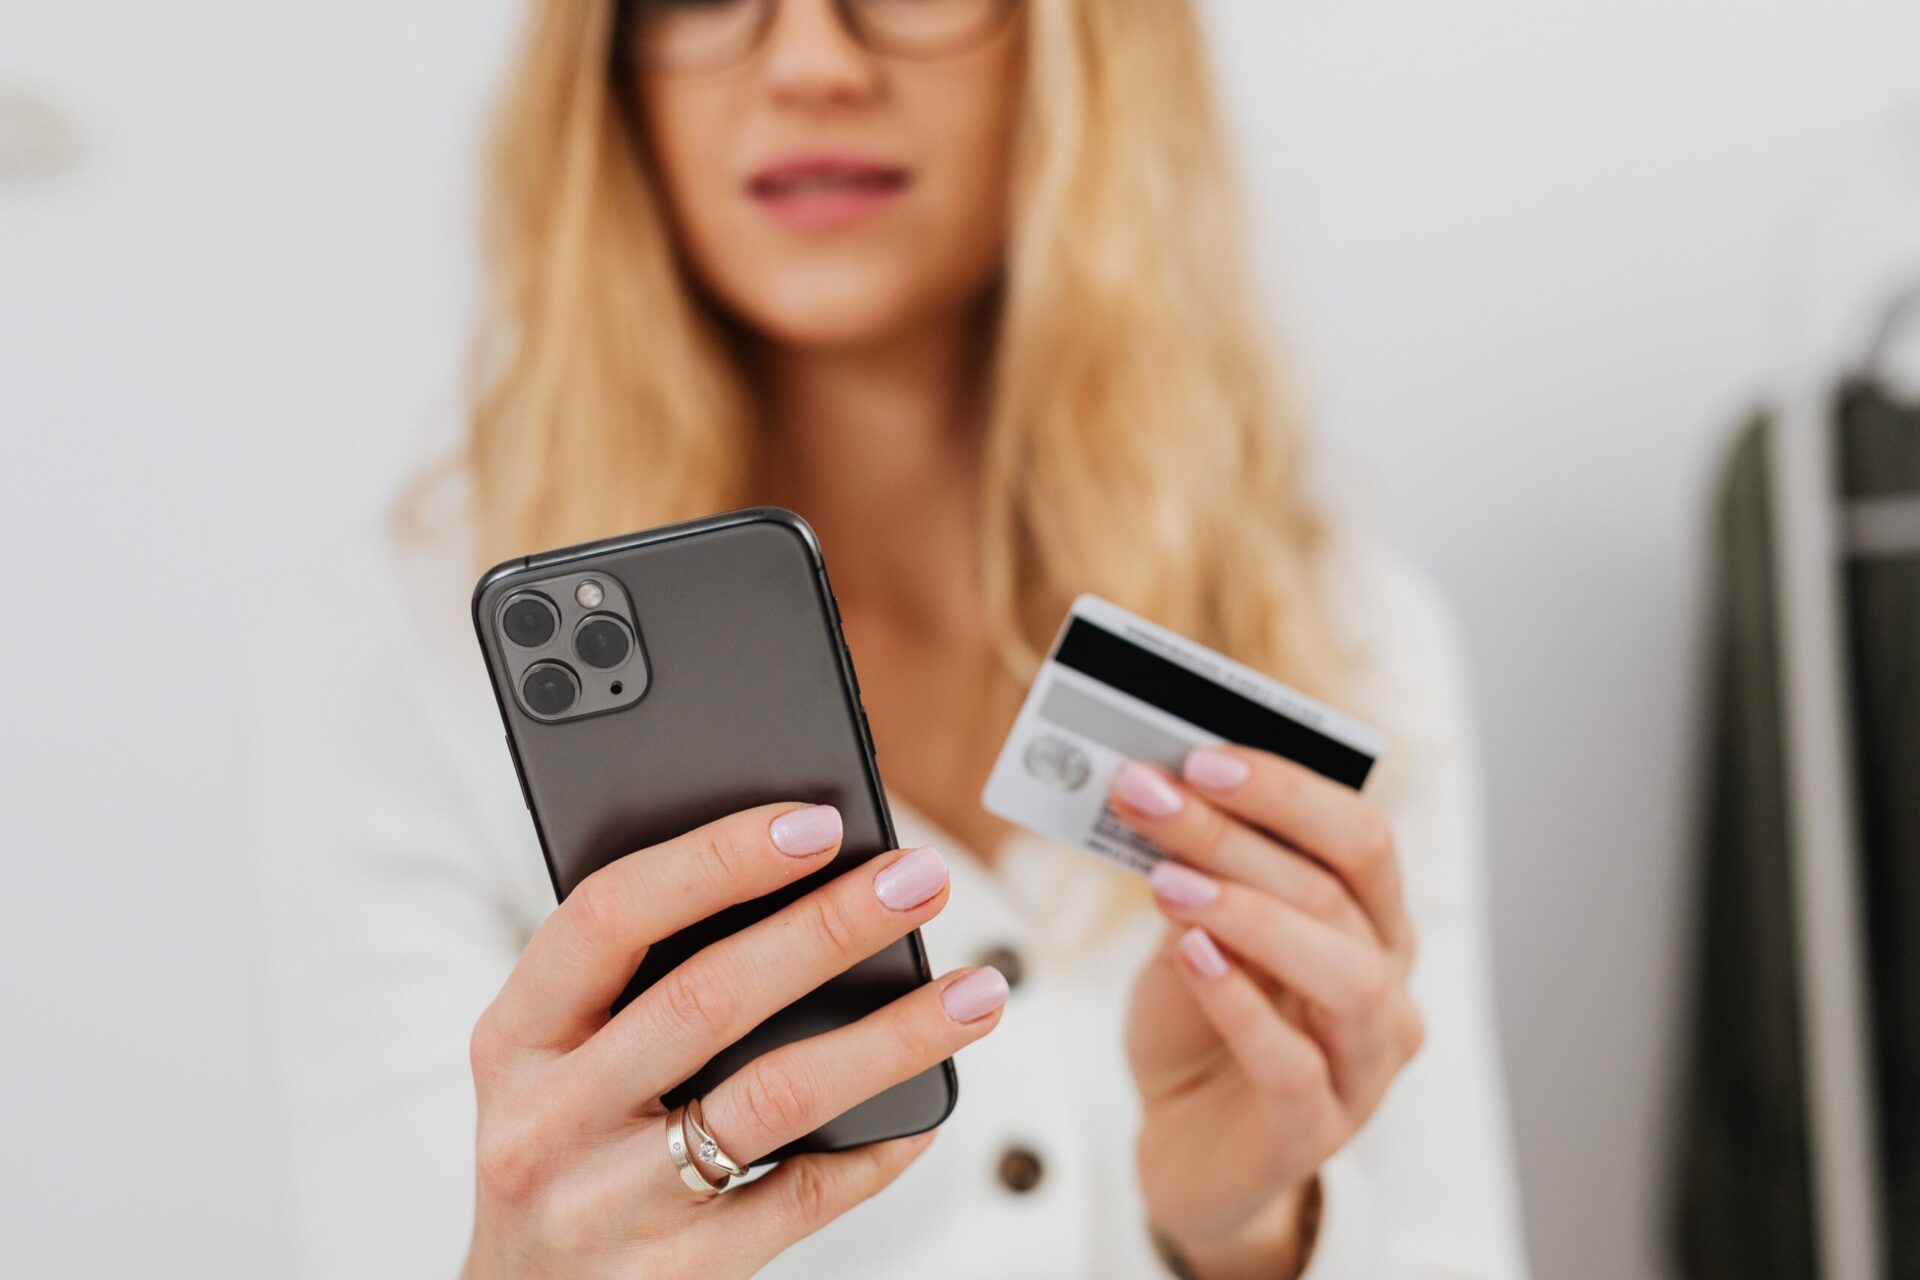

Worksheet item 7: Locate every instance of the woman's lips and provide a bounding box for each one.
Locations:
[746,153,911,231]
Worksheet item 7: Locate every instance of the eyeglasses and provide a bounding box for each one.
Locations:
[619,0,1019,74]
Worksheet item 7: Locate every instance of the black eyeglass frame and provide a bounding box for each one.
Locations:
[613,0,1020,75]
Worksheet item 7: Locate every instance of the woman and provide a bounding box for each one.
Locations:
[253,1,1528,1276]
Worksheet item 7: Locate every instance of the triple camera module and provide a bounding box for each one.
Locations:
[495,572,649,722]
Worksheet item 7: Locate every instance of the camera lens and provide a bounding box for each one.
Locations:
[502,594,558,648]
[521,662,579,717]
[574,615,633,670]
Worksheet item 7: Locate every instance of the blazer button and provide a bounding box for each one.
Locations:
[974,943,1025,990]
[996,1144,1044,1194]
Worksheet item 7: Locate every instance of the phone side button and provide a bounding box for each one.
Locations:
[860,707,878,757]
[504,734,534,811]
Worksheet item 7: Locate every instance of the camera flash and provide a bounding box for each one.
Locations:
[575,580,605,609]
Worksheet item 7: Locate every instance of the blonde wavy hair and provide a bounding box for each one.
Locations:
[460,0,1344,704]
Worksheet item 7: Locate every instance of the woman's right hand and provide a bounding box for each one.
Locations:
[461,802,1006,1279]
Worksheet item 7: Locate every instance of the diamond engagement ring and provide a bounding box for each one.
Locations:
[685,1094,750,1180]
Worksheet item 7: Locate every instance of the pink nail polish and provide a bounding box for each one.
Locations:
[873,846,948,911]
[1112,762,1184,818]
[1178,927,1230,980]
[940,966,1010,1022]
[1150,859,1221,909]
[769,805,842,857]
[1184,748,1251,792]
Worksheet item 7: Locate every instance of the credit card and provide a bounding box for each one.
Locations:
[981,595,1384,873]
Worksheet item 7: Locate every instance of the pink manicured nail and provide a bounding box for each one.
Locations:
[1178,927,1230,980]
[1184,748,1251,792]
[1150,859,1221,909]
[769,805,843,857]
[873,846,948,910]
[940,966,1010,1022]
[1112,761,1184,817]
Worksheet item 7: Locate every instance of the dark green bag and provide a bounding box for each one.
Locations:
[1675,382,1920,1279]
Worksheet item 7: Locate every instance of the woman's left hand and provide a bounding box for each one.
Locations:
[1115,746,1424,1280]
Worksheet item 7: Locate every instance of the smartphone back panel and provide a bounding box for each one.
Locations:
[472,508,956,1158]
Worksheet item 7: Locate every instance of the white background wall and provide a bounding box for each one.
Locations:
[4,3,1919,1277]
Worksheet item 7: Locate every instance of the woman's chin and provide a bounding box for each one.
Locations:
[716,280,961,356]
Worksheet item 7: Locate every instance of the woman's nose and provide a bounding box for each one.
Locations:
[761,0,884,110]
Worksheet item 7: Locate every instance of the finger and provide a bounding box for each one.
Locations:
[576,845,954,1107]
[1180,746,1410,952]
[1109,762,1373,941]
[1154,870,1424,1099]
[696,966,1008,1167]
[1169,926,1340,1131]
[487,802,847,1051]
[706,1131,937,1272]
[1147,865,1405,1047]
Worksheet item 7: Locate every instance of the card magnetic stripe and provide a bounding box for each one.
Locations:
[1050,619,1375,788]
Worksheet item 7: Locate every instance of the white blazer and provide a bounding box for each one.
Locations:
[249,513,1530,1279]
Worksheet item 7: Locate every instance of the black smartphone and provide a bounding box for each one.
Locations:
[471,507,957,1160]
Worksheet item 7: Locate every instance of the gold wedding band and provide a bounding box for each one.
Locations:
[666,1101,727,1197]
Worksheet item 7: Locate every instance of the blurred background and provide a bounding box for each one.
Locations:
[5,2,1920,1276]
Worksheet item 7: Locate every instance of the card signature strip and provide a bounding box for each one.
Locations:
[1037,680,1196,771]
